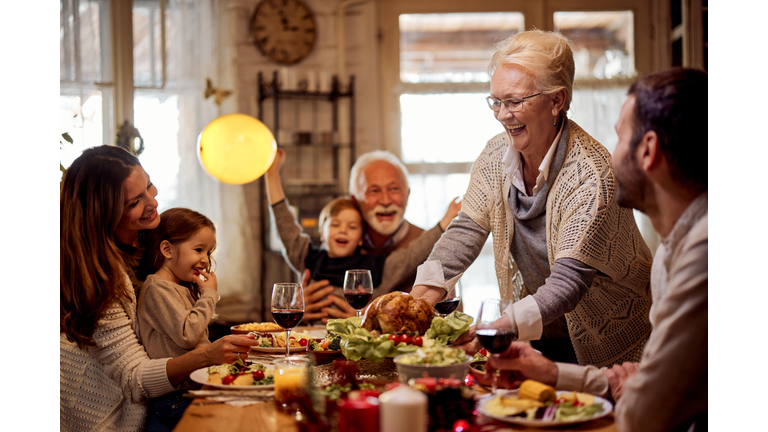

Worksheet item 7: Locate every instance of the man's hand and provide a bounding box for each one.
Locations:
[301,269,334,321]
[604,362,639,402]
[321,296,358,323]
[485,342,559,387]
[439,197,462,231]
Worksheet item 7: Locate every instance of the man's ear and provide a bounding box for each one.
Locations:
[160,240,173,260]
[636,130,663,173]
[350,195,359,207]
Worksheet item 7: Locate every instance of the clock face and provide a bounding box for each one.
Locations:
[251,0,317,65]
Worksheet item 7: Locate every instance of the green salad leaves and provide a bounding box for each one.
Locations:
[424,311,474,345]
[326,311,474,362]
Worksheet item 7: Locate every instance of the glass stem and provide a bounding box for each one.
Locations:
[492,356,500,394]
[356,310,362,318]
[285,329,291,357]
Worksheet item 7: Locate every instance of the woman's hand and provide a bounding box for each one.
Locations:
[439,197,461,231]
[204,335,259,365]
[196,269,218,292]
[166,334,259,386]
[321,296,357,323]
[485,342,559,388]
[301,269,334,322]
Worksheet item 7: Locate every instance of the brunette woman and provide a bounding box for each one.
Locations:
[60,145,257,431]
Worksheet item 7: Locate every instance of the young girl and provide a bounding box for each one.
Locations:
[265,149,459,322]
[137,207,220,431]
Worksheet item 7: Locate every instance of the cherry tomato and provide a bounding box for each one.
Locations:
[464,374,474,386]
[412,336,423,347]
[299,338,308,347]
[399,334,413,345]
[479,348,488,357]
[388,334,399,343]
[252,370,265,381]
[222,375,236,385]
[453,419,471,432]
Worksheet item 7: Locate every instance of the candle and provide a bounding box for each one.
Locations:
[379,386,427,432]
[338,396,379,432]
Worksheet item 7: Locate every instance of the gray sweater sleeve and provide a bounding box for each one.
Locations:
[430,212,595,326]
[427,211,489,281]
[534,258,597,325]
[271,199,311,274]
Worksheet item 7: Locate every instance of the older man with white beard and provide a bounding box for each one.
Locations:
[300,151,460,322]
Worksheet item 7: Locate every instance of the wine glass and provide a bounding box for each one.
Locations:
[343,269,373,318]
[435,291,462,318]
[476,298,518,394]
[271,283,305,357]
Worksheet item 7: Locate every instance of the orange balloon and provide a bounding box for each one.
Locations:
[198,114,277,184]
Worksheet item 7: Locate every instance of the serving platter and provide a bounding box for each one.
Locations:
[250,346,307,354]
[476,390,613,427]
[190,367,275,390]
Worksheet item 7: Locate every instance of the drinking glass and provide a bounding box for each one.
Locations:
[434,292,462,318]
[274,356,310,409]
[343,269,373,318]
[476,298,518,394]
[271,283,305,357]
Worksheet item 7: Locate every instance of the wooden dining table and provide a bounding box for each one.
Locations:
[174,388,617,432]
[175,326,618,432]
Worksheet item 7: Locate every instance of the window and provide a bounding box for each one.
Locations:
[397,12,526,318]
[60,0,114,169]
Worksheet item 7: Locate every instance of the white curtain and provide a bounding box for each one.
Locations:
[164,0,258,305]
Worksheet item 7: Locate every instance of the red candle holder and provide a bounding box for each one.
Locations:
[337,396,379,432]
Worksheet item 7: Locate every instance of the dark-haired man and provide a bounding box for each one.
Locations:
[486,67,708,432]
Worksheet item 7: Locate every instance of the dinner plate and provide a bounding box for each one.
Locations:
[250,345,307,354]
[476,390,613,427]
[189,367,275,390]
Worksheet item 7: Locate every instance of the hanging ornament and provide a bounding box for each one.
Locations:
[198,114,277,185]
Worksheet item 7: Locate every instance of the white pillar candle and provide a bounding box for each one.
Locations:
[379,386,428,432]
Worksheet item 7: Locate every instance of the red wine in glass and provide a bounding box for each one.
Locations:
[272,309,305,329]
[343,270,373,317]
[271,283,305,357]
[476,298,517,394]
[435,297,461,316]
[344,292,373,310]
[476,329,518,353]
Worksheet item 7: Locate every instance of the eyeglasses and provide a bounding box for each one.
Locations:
[486,93,543,112]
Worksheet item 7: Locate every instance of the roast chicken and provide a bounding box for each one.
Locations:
[360,291,436,335]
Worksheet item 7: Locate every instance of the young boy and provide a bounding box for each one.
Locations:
[265,149,459,321]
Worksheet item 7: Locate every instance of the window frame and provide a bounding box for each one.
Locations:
[379,0,651,161]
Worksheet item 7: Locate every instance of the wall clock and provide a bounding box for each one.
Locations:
[251,0,317,65]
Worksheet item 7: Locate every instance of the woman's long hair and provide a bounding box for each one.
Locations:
[60,145,141,348]
[138,208,217,289]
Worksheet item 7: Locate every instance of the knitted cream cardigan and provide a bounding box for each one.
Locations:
[462,120,653,366]
[60,272,174,432]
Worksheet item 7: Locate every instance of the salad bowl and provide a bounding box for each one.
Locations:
[393,348,472,383]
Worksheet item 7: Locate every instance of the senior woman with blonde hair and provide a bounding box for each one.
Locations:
[411,30,653,367]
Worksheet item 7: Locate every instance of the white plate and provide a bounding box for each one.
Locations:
[250,345,307,354]
[477,390,613,427]
[190,366,275,390]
